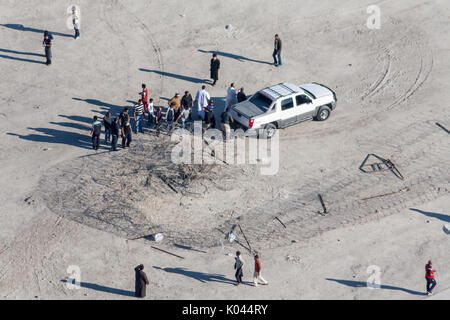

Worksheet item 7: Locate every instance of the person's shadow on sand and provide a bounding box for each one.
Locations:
[0,24,73,38]
[7,128,94,150]
[153,266,252,286]
[60,280,135,297]
[410,208,450,223]
[198,49,272,65]
[326,278,426,296]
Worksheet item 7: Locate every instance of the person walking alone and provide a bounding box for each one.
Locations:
[43,32,52,65]
[134,264,149,298]
[210,53,220,86]
[272,34,282,67]
[253,255,268,287]
[234,251,244,286]
[90,116,102,150]
[72,6,80,39]
[425,260,437,295]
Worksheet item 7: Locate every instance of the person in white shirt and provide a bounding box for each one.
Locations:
[225,83,239,111]
[72,7,80,39]
[195,85,210,121]
[147,98,155,128]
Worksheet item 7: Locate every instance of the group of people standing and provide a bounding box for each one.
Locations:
[89,79,251,150]
[90,110,131,151]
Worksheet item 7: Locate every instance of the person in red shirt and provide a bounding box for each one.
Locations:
[140,84,149,112]
[253,254,268,287]
[425,260,437,295]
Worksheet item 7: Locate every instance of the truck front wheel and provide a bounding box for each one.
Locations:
[316,106,331,121]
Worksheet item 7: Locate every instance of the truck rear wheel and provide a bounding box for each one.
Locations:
[261,123,277,139]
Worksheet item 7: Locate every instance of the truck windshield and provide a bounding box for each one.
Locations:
[249,93,273,112]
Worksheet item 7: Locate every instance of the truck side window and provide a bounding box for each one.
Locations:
[281,98,294,111]
[296,94,311,106]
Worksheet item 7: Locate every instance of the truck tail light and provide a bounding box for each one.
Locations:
[249,119,254,128]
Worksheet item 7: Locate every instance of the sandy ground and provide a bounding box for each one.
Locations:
[0,0,449,299]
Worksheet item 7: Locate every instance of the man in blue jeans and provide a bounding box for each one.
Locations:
[111,117,120,151]
[166,102,175,135]
[103,112,112,143]
[272,34,282,67]
[134,99,144,134]
[90,116,102,150]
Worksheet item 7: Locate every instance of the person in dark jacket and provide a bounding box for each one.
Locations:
[204,100,216,133]
[155,107,163,136]
[237,87,247,103]
[181,91,194,121]
[210,53,220,86]
[234,251,244,286]
[103,112,112,143]
[119,107,129,128]
[43,33,52,65]
[166,102,176,135]
[110,117,120,151]
[272,34,282,66]
[90,116,102,150]
[121,115,132,148]
[134,264,149,298]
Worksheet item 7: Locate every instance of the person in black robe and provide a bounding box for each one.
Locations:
[210,54,220,86]
[134,264,149,298]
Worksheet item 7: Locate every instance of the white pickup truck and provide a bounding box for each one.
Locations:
[230,82,337,138]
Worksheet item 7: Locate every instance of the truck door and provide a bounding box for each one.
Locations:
[295,94,315,122]
[279,97,297,128]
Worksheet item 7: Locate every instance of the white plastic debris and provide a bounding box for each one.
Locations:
[225,24,232,30]
[229,232,236,243]
[154,233,164,242]
[443,225,450,235]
